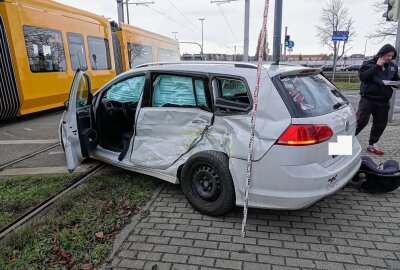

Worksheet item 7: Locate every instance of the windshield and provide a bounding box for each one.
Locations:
[277,74,349,117]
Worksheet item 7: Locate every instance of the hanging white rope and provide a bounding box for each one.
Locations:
[241,0,270,238]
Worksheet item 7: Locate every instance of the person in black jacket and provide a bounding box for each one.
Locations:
[355,44,399,155]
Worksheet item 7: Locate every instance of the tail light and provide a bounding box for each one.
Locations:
[276,124,333,146]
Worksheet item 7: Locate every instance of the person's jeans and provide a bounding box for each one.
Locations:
[355,97,390,145]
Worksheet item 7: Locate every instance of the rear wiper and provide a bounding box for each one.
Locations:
[333,102,347,110]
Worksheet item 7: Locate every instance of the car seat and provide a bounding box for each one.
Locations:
[350,156,400,193]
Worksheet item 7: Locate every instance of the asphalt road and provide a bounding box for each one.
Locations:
[0,109,64,166]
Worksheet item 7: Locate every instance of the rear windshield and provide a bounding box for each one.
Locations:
[277,74,349,117]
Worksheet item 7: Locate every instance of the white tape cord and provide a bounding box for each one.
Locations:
[241,0,270,238]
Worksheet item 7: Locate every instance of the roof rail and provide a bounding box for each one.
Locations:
[134,61,260,69]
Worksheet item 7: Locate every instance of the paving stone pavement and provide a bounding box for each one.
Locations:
[103,114,400,270]
[356,110,400,165]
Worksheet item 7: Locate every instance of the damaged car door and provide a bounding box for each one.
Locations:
[131,73,213,170]
[61,70,97,172]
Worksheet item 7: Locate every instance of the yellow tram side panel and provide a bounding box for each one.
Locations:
[117,22,180,71]
[1,0,116,116]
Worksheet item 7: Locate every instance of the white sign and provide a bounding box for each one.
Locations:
[329,136,353,156]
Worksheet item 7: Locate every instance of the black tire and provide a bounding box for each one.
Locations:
[181,151,235,216]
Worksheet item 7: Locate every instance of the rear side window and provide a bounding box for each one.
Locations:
[88,36,111,70]
[213,77,251,113]
[219,79,248,98]
[278,74,348,117]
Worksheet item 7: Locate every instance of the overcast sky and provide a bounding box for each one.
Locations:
[54,0,392,57]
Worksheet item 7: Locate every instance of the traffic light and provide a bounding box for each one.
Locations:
[384,0,400,22]
[284,35,290,47]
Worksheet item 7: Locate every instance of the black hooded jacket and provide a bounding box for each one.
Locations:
[358,44,399,101]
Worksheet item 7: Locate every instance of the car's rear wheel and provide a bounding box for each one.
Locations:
[181,151,235,216]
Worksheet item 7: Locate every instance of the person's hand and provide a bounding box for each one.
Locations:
[377,57,385,66]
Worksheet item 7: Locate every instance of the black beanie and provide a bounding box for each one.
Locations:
[376,44,397,60]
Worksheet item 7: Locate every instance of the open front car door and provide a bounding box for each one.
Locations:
[61,70,97,172]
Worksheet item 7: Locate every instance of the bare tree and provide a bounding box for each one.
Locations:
[315,0,355,78]
[127,43,147,68]
[367,1,396,42]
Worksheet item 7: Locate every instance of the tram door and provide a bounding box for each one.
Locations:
[112,32,123,75]
[0,15,20,119]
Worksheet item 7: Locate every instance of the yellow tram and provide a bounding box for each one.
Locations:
[0,0,180,120]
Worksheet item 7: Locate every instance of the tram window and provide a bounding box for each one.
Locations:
[23,25,67,72]
[127,43,153,68]
[88,36,111,70]
[158,48,180,62]
[67,33,87,71]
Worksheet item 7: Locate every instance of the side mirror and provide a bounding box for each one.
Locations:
[64,100,69,108]
[214,97,250,112]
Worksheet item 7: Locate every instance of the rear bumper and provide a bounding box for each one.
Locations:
[232,139,362,209]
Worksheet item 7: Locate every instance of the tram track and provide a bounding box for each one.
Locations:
[0,143,60,172]
[0,163,105,240]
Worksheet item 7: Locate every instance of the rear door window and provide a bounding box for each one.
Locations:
[151,74,210,111]
[277,74,348,117]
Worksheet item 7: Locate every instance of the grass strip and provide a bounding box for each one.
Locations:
[0,171,161,270]
[0,174,75,228]
[334,81,361,90]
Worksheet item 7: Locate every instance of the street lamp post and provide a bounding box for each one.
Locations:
[126,0,130,24]
[199,18,205,60]
[243,0,250,62]
[172,32,178,40]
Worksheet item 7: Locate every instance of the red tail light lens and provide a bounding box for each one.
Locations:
[276,125,333,146]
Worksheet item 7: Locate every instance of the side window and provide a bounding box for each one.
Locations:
[128,43,153,68]
[278,74,348,117]
[213,77,251,113]
[67,33,87,71]
[76,75,90,108]
[158,48,180,62]
[23,25,67,72]
[107,76,145,103]
[152,75,209,110]
[219,79,249,100]
[87,36,111,70]
[195,79,208,107]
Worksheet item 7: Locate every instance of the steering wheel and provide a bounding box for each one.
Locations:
[122,102,137,121]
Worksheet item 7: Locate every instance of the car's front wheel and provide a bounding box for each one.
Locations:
[181,151,235,216]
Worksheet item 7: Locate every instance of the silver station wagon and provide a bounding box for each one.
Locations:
[60,62,362,216]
